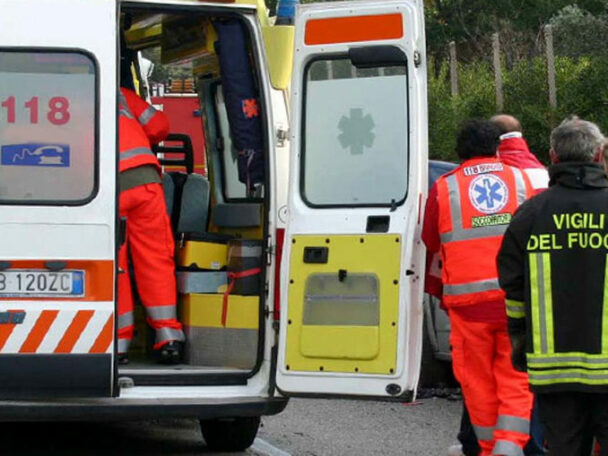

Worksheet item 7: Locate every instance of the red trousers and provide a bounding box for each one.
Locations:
[450,311,533,456]
[118,183,184,352]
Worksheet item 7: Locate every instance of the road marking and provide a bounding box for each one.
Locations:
[250,438,291,456]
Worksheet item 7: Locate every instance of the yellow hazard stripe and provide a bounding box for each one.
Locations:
[603,254,608,354]
[529,367,608,385]
[543,253,554,354]
[506,299,525,319]
[529,253,542,354]
[528,352,608,369]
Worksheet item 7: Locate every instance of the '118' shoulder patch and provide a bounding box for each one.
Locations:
[463,163,503,176]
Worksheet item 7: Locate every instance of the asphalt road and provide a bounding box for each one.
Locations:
[6,396,462,455]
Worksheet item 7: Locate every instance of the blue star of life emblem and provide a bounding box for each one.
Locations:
[468,174,508,214]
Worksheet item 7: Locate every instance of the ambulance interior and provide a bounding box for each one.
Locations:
[119,5,269,386]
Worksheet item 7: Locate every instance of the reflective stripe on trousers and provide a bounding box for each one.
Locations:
[493,439,525,456]
[155,327,185,344]
[118,311,134,331]
[497,415,529,434]
[146,305,178,321]
[117,337,130,354]
[474,424,495,441]
[473,416,530,448]
[146,305,185,345]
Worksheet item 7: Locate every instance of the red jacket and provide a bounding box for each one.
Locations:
[497,133,548,192]
[120,88,169,144]
[422,156,534,321]
[118,88,169,173]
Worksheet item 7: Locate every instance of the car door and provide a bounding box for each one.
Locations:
[0,0,117,398]
[276,0,428,399]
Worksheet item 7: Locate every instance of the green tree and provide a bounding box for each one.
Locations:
[425,0,607,60]
[551,5,608,57]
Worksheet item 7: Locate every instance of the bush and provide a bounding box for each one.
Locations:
[428,60,496,161]
[429,54,608,164]
[503,57,552,162]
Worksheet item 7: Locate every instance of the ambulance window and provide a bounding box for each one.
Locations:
[0,51,97,204]
[303,274,379,326]
[302,57,408,207]
[214,86,263,201]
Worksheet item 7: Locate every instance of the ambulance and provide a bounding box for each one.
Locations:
[0,0,428,450]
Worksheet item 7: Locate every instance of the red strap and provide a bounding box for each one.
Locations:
[221,268,262,327]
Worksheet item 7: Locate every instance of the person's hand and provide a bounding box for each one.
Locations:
[510,335,527,372]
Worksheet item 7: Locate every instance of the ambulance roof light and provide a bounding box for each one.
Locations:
[275,0,298,25]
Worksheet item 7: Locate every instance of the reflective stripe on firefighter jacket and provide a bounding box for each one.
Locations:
[436,157,534,308]
[498,162,608,393]
[118,90,161,173]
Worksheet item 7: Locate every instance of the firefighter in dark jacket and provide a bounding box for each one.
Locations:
[497,117,608,456]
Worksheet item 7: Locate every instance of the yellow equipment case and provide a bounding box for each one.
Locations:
[181,293,259,369]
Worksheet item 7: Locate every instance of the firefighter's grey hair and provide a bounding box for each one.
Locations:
[550,116,605,163]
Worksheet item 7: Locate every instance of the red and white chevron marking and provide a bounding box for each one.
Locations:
[0,309,113,354]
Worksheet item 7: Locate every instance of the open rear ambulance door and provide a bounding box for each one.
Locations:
[0,0,116,398]
[276,0,428,400]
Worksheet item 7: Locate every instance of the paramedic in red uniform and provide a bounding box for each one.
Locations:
[118,87,185,364]
[449,114,549,456]
[422,120,535,456]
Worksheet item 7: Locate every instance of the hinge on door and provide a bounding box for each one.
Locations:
[413,50,422,67]
[276,128,289,147]
[266,236,274,266]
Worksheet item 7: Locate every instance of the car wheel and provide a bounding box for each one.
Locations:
[200,416,260,452]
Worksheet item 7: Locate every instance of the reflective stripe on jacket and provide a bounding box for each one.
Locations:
[436,157,533,308]
[118,91,161,173]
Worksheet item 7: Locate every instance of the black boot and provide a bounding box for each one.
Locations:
[156,341,183,365]
[118,353,129,365]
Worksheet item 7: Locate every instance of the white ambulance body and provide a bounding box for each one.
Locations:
[0,0,427,449]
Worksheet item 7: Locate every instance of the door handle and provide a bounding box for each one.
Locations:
[366,216,390,233]
[303,247,328,264]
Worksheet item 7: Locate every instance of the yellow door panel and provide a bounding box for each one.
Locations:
[301,326,379,359]
[286,234,401,374]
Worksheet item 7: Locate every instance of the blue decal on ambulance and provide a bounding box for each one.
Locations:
[1,143,70,167]
[72,271,84,295]
[0,311,26,325]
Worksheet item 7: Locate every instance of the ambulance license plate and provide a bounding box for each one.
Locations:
[0,270,85,297]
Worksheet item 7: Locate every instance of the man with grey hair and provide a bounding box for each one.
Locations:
[497,117,608,455]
